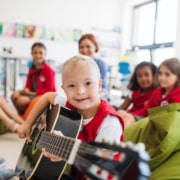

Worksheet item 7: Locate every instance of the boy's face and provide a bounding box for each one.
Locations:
[31,46,46,65]
[61,62,102,112]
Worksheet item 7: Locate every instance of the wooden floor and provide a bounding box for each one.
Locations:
[0,132,25,169]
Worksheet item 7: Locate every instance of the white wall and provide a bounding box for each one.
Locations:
[0,0,123,63]
[0,0,122,29]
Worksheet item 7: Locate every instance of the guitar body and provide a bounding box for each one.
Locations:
[15,105,82,180]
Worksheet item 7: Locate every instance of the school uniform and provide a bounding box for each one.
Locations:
[53,94,124,143]
[128,87,156,113]
[25,62,56,95]
[132,86,180,117]
[66,99,124,142]
[65,99,124,180]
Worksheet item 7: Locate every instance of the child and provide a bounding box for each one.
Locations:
[17,55,124,173]
[17,55,124,179]
[11,42,56,115]
[120,57,180,127]
[0,96,23,132]
[114,61,157,116]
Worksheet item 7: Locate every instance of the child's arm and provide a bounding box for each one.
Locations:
[119,96,132,110]
[113,96,131,111]
[17,92,58,141]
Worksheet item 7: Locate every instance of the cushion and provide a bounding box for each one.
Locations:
[124,103,180,180]
[20,95,42,120]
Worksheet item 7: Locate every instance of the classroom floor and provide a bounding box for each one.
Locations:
[0,132,25,170]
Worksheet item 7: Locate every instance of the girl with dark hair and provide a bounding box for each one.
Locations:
[114,61,157,114]
[118,57,180,128]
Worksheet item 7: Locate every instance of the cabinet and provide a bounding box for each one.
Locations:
[0,55,31,98]
[0,58,6,92]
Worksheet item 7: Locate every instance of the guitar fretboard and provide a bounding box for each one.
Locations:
[36,131,98,164]
[37,131,76,161]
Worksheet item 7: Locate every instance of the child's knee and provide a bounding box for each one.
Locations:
[11,91,19,101]
[17,99,30,107]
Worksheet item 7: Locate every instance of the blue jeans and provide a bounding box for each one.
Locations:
[0,158,6,168]
[0,168,16,180]
[0,158,16,180]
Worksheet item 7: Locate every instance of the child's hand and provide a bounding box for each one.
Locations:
[42,148,62,162]
[17,123,32,142]
[20,88,30,95]
[42,130,64,162]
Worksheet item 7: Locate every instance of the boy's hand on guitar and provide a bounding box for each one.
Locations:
[42,148,62,162]
[53,130,64,136]
[42,130,64,162]
[17,123,32,142]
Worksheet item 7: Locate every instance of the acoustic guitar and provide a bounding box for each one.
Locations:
[15,104,151,180]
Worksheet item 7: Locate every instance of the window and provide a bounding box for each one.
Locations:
[132,0,178,65]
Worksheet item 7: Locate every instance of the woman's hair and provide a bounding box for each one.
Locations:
[157,57,180,86]
[31,42,46,52]
[128,61,157,90]
[78,34,99,52]
[62,55,101,83]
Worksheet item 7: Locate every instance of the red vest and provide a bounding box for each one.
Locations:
[128,87,156,113]
[25,62,56,94]
[133,86,180,116]
[66,100,124,142]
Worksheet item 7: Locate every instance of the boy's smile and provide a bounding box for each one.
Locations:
[62,61,102,118]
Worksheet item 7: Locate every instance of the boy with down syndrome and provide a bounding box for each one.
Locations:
[18,55,124,179]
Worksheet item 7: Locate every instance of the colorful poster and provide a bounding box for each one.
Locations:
[0,20,83,43]
[63,29,74,42]
[45,27,55,40]
[73,29,82,42]
[25,25,35,38]
[0,22,3,35]
[35,26,45,39]
[3,22,16,37]
[14,23,25,37]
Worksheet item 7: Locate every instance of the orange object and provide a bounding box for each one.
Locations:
[20,95,42,120]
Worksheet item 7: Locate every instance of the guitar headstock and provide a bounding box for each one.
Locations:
[75,141,151,180]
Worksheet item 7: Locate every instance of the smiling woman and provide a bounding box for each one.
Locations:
[78,34,108,98]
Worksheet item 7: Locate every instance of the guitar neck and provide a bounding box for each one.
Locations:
[36,131,101,165]
[37,131,94,164]
[36,131,151,179]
